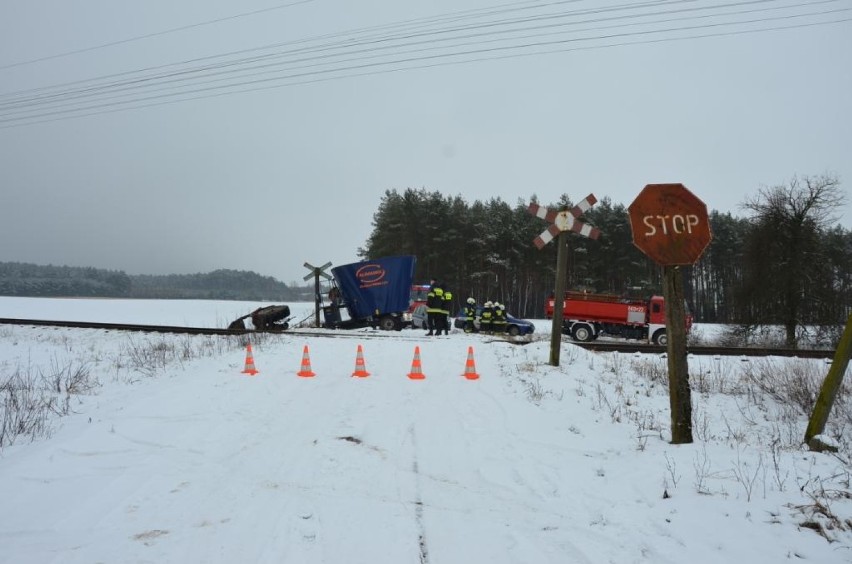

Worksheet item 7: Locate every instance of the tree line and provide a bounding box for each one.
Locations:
[2,174,848,347]
[359,175,851,345]
[0,263,298,302]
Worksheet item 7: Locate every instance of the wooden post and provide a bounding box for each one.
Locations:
[313,272,321,328]
[663,265,693,444]
[804,313,852,448]
[550,231,569,367]
[304,262,333,328]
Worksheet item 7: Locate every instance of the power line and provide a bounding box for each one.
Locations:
[1,1,849,127]
[4,16,848,130]
[0,0,317,70]
[0,0,674,101]
[0,0,711,107]
[0,0,826,106]
[2,0,842,116]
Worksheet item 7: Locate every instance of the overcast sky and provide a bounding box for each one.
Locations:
[1,0,850,285]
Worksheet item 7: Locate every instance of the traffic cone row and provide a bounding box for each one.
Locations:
[239,343,480,380]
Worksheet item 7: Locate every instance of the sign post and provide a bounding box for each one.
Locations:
[528,195,600,366]
[551,230,569,367]
[628,183,712,444]
[303,261,333,327]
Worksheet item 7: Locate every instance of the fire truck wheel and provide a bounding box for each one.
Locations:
[572,324,594,342]
[653,329,668,346]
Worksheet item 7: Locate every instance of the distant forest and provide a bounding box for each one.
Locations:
[359,175,851,344]
[0,263,299,302]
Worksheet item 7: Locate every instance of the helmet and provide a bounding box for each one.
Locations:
[484,301,493,308]
[466,297,475,305]
[499,304,506,311]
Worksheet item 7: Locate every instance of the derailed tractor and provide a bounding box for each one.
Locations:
[228,305,292,331]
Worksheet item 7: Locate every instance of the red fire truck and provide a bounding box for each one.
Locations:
[544,291,692,345]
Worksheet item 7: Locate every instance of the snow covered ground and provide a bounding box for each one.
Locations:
[0,297,850,563]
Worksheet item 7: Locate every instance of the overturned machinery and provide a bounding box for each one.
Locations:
[229,305,291,331]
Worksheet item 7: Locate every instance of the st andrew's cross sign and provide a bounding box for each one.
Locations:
[527,193,600,367]
[527,194,601,249]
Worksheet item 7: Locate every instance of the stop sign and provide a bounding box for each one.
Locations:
[628,183,712,265]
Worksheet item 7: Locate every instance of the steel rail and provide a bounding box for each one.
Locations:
[0,318,838,359]
[570,340,836,359]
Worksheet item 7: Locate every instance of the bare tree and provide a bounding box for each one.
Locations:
[739,174,846,347]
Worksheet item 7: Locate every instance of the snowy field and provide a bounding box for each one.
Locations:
[0,297,850,563]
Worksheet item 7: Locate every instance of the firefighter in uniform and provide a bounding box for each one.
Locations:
[492,302,507,334]
[425,283,444,336]
[439,284,452,335]
[463,297,478,333]
[480,301,494,333]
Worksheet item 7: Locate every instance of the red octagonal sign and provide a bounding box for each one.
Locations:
[628,183,712,265]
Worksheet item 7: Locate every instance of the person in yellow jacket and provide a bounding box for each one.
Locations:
[480,301,494,333]
[425,283,444,336]
[439,285,453,335]
[492,302,507,333]
[462,297,478,333]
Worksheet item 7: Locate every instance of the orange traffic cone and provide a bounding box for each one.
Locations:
[241,342,259,375]
[297,345,316,378]
[352,344,370,378]
[462,345,479,380]
[407,346,426,380]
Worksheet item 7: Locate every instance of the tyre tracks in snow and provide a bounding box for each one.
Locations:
[409,426,430,564]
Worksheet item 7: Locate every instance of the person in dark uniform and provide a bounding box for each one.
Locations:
[425,281,443,336]
[463,297,478,333]
[440,284,453,335]
[480,301,494,333]
[492,302,507,333]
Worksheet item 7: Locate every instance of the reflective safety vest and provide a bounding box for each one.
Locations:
[439,291,452,315]
[493,308,507,327]
[426,288,444,313]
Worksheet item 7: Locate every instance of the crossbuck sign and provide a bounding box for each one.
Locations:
[527,193,600,367]
[527,194,601,249]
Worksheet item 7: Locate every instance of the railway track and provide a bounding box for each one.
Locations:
[0,317,839,359]
[569,340,836,359]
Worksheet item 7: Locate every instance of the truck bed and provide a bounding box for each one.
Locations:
[564,293,647,325]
